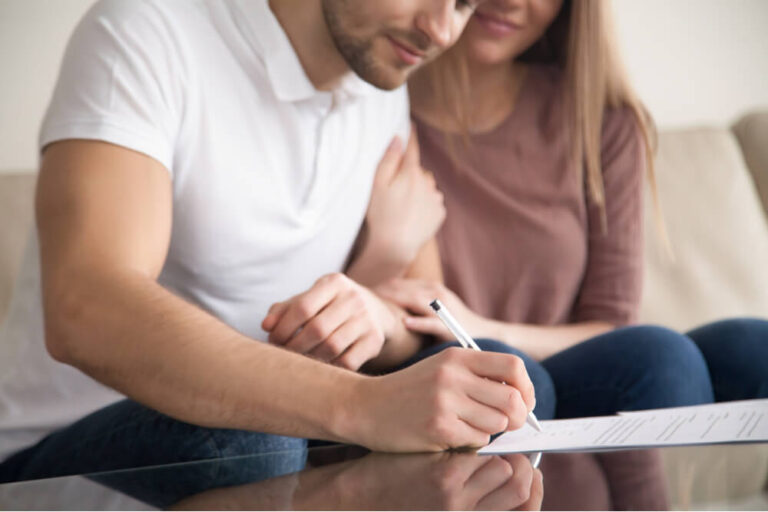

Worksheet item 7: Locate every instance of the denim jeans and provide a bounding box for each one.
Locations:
[399,318,768,420]
[1,317,765,488]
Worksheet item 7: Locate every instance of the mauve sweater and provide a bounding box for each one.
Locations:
[415,64,646,327]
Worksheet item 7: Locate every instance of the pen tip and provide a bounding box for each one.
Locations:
[429,299,440,312]
[528,413,543,432]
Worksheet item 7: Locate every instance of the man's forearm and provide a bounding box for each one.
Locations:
[43,269,363,441]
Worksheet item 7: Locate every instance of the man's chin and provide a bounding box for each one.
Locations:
[355,65,412,91]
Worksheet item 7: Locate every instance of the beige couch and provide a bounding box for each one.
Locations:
[1,111,767,507]
[637,111,768,508]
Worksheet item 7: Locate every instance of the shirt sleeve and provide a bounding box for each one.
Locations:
[39,0,186,173]
[571,107,646,326]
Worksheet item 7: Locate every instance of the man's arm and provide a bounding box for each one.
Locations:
[38,140,535,452]
[37,140,361,440]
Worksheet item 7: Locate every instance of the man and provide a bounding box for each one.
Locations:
[0,0,534,482]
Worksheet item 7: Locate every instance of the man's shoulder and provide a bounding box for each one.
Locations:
[79,0,206,44]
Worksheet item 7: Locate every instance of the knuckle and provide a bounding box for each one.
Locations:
[426,415,452,443]
[441,346,463,364]
[507,397,527,430]
[323,272,346,287]
[494,457,514,478]
[509,354,525,375]
[334,272,351,286]
[326,335,346,357]
[348,289,367,310]
[337,355,357,370]
[433,365,455,388]
[492,414,509,433]
[511,355,526,374]
[296,300,314,319]
[308,320,329,340]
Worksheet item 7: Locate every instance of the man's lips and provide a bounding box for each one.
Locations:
[387,35,425,66]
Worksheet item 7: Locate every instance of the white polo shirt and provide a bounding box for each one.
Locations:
[0,0,409,461]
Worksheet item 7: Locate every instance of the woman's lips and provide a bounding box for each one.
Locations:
[474,11,520,37]
[387,36,424,66]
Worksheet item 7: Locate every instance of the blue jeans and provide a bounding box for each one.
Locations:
[1,318,765,487]
[402,318,768,421]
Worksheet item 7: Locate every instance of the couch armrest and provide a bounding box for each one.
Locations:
[733,110,768,219]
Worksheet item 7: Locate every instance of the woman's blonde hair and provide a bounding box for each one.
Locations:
[413,0,665,237]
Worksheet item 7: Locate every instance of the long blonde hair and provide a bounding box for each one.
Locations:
[413,0,665,237]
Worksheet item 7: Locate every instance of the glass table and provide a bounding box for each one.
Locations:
[0,443,766,510]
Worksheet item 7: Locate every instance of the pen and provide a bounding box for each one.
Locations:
[429,299,543,433]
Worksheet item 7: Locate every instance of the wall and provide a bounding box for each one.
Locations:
[0,0,95,173]
[1,0,767,173]
[613,0,768,129]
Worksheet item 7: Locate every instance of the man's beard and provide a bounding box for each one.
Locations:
[321,0,403,90]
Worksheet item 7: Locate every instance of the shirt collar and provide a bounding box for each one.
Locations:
[229,0,379,103]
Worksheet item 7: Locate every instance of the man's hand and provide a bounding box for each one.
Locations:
[262,273,396,371]
[343,346,536,452]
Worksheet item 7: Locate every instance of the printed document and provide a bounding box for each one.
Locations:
[479,398,768,455]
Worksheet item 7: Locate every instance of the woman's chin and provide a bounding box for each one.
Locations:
[466,43,516,67]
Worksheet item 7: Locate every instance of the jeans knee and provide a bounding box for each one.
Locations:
[689,317,768,350]
[474,338,556,420]
[687,318,768,400]
[616,325,714,406]
[209,430,307,459]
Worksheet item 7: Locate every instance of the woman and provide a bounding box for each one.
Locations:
[356,0,768,422]
[352,0,767,508]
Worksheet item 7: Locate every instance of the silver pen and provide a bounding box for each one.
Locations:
[429,299,543,433]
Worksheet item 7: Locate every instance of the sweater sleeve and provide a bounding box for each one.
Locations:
[571,107,646,326]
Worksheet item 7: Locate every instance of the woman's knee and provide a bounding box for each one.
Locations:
[687,317,768,352]
[608,325,714,406]
[474,338,556,420]
[686,318,768,400]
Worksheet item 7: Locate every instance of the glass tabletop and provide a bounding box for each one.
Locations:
[1,443,766,510]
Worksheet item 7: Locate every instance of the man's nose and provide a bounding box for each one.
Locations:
[415,1,455,50]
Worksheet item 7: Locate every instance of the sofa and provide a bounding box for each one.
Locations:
[1,111,767,508]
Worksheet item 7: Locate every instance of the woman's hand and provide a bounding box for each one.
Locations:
[364,129,446,268]
[375,278,488,341]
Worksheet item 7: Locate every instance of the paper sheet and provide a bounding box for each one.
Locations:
[479,398,768,455]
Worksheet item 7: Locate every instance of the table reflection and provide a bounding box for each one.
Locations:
[171,450,542,510]
[0,444,676,510]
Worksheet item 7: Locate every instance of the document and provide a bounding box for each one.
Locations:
[479,398,768,455]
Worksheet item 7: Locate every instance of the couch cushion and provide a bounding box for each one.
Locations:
[732,110,768,218]
[0,172,36,326]
[640,128,768,331]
